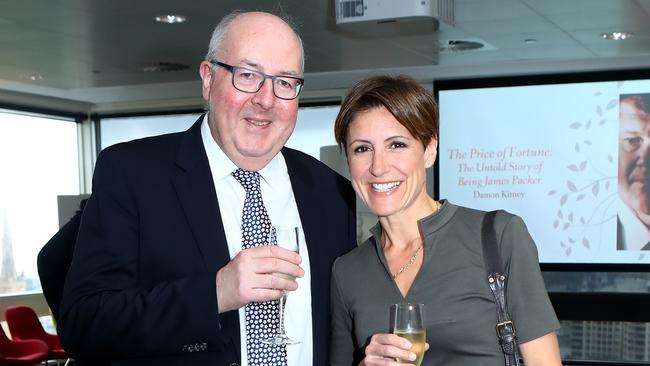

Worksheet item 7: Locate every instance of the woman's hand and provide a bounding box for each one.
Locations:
[359,333,429,366]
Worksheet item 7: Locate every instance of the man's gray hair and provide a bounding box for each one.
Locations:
[204,10,305,72]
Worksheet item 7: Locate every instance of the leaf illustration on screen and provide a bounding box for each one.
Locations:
[567,181,578,192]
[606,99,618,110]
[549,90,618,258]
[592,182,600,196]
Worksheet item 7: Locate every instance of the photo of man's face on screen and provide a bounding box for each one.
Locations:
[617,93,650,251]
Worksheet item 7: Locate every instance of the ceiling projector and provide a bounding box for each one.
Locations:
[335,0,439,24]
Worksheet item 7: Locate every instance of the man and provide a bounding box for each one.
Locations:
[58,11,357,366]
[617,93,650,250]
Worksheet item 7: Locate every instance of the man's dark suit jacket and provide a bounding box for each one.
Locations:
[58,116,357,365]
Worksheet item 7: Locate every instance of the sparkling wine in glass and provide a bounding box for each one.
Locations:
[391,303,426,365]
[261,226,300,346]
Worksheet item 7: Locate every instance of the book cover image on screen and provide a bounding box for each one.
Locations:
[436,75,650,265]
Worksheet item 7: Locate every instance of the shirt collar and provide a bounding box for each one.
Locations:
[618,197,650,251]
[369,199,452,249]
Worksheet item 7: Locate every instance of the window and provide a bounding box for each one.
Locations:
[99,113,201,150]
[558,320,650,363]
[286,104,340,161]
[0,109,79,294]
[542,269,650,364]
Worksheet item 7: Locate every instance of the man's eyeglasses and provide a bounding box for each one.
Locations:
[210,60,304,100]
[621,135,650,153]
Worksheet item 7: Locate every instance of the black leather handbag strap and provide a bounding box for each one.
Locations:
[481,211,521,366]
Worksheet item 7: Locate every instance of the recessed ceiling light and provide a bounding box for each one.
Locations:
[601,31,633,40]
[154,14,187,24]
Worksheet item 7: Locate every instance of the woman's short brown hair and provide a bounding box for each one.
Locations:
[334,75,439,152]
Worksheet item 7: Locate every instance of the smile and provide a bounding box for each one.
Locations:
[372,181,401,192]
[245,118,271,127]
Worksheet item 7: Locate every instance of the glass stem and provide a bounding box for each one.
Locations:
[278,292,287,335]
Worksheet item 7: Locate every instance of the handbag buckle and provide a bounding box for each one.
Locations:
[496,320,515,337]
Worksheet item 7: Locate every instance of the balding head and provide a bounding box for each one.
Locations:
[205,11,304,72]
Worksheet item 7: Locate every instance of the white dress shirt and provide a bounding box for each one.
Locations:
[618,197,650,251]
[200,116,313,366]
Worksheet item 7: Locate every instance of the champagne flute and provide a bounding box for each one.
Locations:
[261,226,300,346]
[390,303,426,365]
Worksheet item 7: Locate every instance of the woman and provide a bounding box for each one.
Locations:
[330,75,562,365]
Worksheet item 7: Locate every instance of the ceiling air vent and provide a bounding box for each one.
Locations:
[138,62,189,72]
[439,39,485,52]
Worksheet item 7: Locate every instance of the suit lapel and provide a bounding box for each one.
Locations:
[172,117,240,354]
[171,117,231,273]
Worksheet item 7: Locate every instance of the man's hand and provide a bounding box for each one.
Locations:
[215,246,304,313]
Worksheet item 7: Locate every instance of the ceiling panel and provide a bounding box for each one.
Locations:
[454,0,539,22]
[0,0,649,102]
[523,0,632,15]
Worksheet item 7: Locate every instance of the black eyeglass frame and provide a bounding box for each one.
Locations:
[210,60,304,100]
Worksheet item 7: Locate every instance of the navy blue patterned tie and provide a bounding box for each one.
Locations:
[232,168,287,366]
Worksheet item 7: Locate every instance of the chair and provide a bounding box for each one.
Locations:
[3,306,68,364]
[0,325,49,365]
